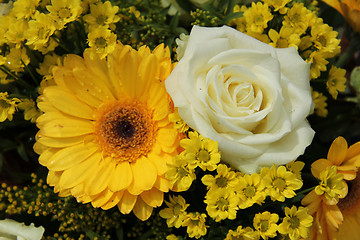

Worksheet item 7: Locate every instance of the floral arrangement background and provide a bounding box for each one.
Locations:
[0,0,360,239]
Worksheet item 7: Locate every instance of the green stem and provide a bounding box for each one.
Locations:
[21,59,39,85]
[0,66,34,90]
[296,186,316,196]
[51,35,72,53]
[336,39,357,68]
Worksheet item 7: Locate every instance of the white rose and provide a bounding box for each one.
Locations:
[165,25,315,174]
[0,219,44,240]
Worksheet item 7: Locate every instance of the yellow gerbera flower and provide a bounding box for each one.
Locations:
[34,42,181,221]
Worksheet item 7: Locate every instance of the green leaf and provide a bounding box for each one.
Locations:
[223,11,243,24]
[17,143,30,162]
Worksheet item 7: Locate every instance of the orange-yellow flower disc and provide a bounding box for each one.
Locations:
[34,42,181,221]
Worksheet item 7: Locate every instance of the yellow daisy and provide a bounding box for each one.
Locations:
[34,42,181,221]
[0,92,21,122]
[182,212,208,239]
[311,89,328,117]
[278,206,313,240]
[159,195,189,228]
[225,225,259,240]
[326,66,347,100]
[204,189,239,222]
[253,211,279,240]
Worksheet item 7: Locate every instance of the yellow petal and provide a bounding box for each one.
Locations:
[37,135,86,148]
[39,147,59,166]
[44,86,94,120]
[127,156,157,195]
[91,189,114,208]
[108,161,133,192]
[140,188,163,208]
[137,54,159,98]
[40,118,94,138]
[147,151,169,176]
[322,0,344,15]
[154,176,170,192]
[47,170,62,187]
[47,144,98,171]
[157,127,179,147]
[346,142,360,159]
[327,137,348,165]
[116,49,140,98]
[132,196,153,221]
[118,191,137,214]
[58,152,101,189]
[101,191,124,210]
[85,158,115,196]
[311,159,332,179]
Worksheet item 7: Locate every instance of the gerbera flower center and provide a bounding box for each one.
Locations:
[95,100,156,163]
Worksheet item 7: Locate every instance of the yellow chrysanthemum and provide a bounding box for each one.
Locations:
[236,173,266,209]
[87,27,117,59]
[326,66,347,99]
[10,0,39,19]
[182,212,208,239]
[286,160,305,179]
[263,0,291,14]
[0,92,21,122]
[18,99,42,123]
[201,164,239,191]
[180,131,220,171]
[204,189,239,222]
[282,3,316,35]
[268,27,300,49]
[311,89,328,117]
[46,0,82,29]
[253,211,279,240]
[243,2,273,34]
[278,206,313,240]
[159,195,189,228]
[262,165,303,202]
[225,225,260,240]
[34,42,181,221]
[2,47,30,73]
[166,153,196,192]
[310,20,341,57]
[168,109,189,133]
[83,1,120,30]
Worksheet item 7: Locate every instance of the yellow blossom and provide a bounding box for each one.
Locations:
[236,173,266,209]
[0,92,21,122]
[46,0,82,29]
[268,27,301,49]
[4,18,28,47]
[286,160,305,179]
[166,153,196,192]
[83,1,120,30]
[36,53,64,79]
[262,165,303,202]
[3,47,30,73]
[311,89,328,117]
[225,225,260,240]
[310,19,341,57]
[243,2,273,34]
[10,0,39,19]
[307,51,329,79]
[278,206,313,240]
[326,66,347,99]
[166,234,179,240]
[87,27,117,59]
[253,211,279,240]
[283,3,316,35]
[180,131,220,171]
[168,110,189,133]
[204,189,239,222]
[263,0,291,14]
[201,164,239,191]
[182,212,208,239]
[159,195,189,228]
[18,99,42,123]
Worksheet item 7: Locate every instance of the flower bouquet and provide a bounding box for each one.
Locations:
[0,0,360,239]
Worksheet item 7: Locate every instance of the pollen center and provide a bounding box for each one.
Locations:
[95,100,156,163]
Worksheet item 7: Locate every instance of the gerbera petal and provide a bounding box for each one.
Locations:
[85,158,116,196]
[47,144,98,171]
[47,170,62,188]
[311,159,332,179]
[108,161,133,192]
[147,151,169,176]
[118,191,137,214]
[116,49,140,98]
[44,86,94,120]
[37,135,86,148]
[324,204,343,229]
[148,82,170,121]
[138,54,160,98]
[140,188,164,208]
[154,176,171,192]
[127,157,157,195]
[59,152,101,189]
[91,189,114,208]
[346,142,360,160]
[40,118,94,138]
[132,196,153,221]
[157,127,179,147]
[327,136,348,165]
[38,147,59,166]
[101,191,124,210]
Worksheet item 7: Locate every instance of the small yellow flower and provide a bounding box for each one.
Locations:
[182,212,208,239]
[263,0,291,14]
[180,131,220,171]
[201,164,238,191]
[307,51,329,80]
[83,1,120,30]
[46,0,82,29]
[268,27,300,49]
[166,234,179,240]
[204,189,239,222]
[262,165,303,202]
[225,225,259,240]
[168,110,189,133]
[2,47,30,73]
[166,153,196,192]
[278,206,313,240]
[36,53,64,91]
[236,173,266,209]
[286,160,305,179]
[159,195,189,228]
[310,20,341,57]
[87,27,117,59]
[11,0,40,19]
[4,18,28,47]
[311,89,328,117]
[0,92,21,122]
[327,66,347,99]
[243,2,273,34]
[283,3,316,35]
[253,211,279,240]
[315,166,347,204]
[25,12,57,51]
[18,99,42,123]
